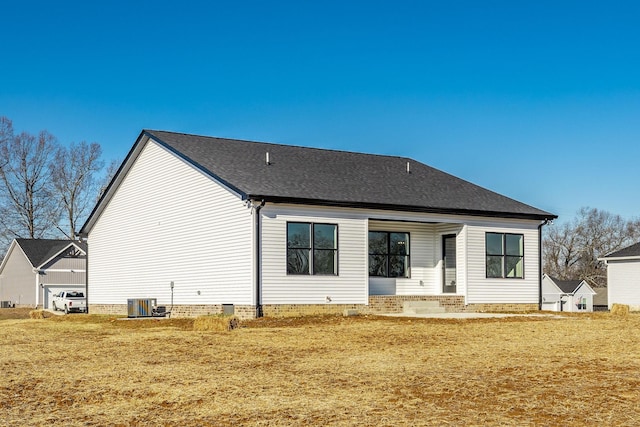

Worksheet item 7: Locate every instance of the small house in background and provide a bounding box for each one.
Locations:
[541,274,596,312]
[599,242,640,311]
[0,239,87,309]
[591,287,608,311]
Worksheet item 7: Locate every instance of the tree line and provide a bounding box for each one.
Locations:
[543,207,640,288]
[0,116,118,250]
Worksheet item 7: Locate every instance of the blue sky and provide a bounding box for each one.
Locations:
[2,1,639,222]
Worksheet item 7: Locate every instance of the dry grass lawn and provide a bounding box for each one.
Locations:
[1,309,640,426]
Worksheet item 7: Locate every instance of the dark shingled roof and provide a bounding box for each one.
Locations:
[549,276,584,294]
[604,242,640,259]
[592,287,608,307]
[144,130,555,220]
[15,239,87,268]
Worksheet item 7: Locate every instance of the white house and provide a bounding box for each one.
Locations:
[79,130,556,319]
[600,242,640,311]
[541,274,596,312]
[0,239,87,309]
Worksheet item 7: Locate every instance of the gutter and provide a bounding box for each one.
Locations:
[253,199,266,318]
[538,219,552,310]
[247,195,557,222]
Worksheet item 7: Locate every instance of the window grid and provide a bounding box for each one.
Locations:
[287,222,338,275]
[368,231,410,278]
[485,232,524,279]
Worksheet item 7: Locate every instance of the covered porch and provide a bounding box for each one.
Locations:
[367,220,465,298]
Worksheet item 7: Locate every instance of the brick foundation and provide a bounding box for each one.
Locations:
[366,295,467,313]
[90,298,539,319]
[89,304,256,320]
[465,303,538,313]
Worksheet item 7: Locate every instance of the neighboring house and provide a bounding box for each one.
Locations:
[80,130,556,319]
[599,242,640,311]
[592,287,608,311]
[541,274,596,312]
[0,239,87,309]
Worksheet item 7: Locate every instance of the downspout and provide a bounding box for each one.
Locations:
[254,199,266,318]
[538,219,551,310]
[34,270,40,309]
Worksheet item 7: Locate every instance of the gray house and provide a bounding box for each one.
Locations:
[0,239,87,309]
[80,130,556,319]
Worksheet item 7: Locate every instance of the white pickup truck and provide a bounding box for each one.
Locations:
[52,291,87,314]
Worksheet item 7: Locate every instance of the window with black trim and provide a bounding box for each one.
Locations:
[368,231,410,277]
[486,232,524,278]
[287,222,338,275]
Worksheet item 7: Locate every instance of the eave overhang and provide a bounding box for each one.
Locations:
[247,194,557,222]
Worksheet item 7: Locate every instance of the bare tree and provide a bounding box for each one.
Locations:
[544,207,640,287]
[50,141,104,240]
[98,158,121,199]
[0,117,12,167]
[0,117,14,250]
[0,118,59,241]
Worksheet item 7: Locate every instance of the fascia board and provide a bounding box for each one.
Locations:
[0,240,20,273]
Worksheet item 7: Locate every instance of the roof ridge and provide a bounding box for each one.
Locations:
[144,129,414,161]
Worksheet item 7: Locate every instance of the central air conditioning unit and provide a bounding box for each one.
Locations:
[127,298,157,318]
[1,301,12,308]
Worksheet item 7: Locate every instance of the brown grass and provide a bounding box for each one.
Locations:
[1,312,640,426]
[193,315,240,332]
[0,307,34,320]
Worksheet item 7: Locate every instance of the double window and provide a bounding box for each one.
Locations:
[287,222,338,275]
[368,231,410,277]
[486,232,524,278]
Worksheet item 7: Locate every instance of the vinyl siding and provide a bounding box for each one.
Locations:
[261,205,368,304]
[0,245,36,305]
[607,260,640,309]
[42,256,86,271]
[466,220,540,304]
[40,271,86,285]
[541,276,562,311]
[435,223,466,296]
[368,222,465,296]
[88,139,253,306]
[260,204,541,304]
[571,284,594,312]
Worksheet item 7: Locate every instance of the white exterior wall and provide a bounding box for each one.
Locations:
[465,220,540,304]
[0,245,36,306]
[571,284,594,312]
[369,220,437,296]
[261,205,368,304]
[367,221,465,296]
[541,275,561,311]
[260,203,541,305]
[88,139,254,306]
[607,259,640,310]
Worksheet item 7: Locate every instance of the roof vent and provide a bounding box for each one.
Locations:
[406,161,411,174]
[266,152,271,165]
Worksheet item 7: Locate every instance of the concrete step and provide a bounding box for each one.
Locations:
[402,300,447,314]
[403,300,440,310]
[409,307,447,314]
